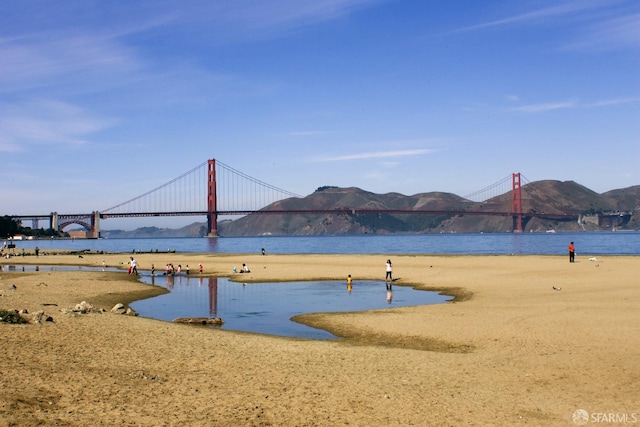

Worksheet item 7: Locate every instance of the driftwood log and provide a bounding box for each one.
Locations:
[173,317,224,326]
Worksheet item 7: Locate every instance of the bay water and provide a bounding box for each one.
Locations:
[9,231,640,255]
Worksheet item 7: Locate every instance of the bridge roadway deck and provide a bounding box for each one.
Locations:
[11,210,579,220]
[99,209,579,220]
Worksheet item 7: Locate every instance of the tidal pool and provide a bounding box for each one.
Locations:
[133,274,452,339]
[1,265,452,339]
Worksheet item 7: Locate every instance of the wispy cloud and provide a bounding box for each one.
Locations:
[507,100,578,113]
[0,33,141,94]
[450,1,600,34]
[585,97,640,107]
[446,1,638,51]
[0,99,115,152]
[287,130,339,137]
[507,96,640,113]
[562,12,640,51]
[182,0,382,37]
[314,148,435,162]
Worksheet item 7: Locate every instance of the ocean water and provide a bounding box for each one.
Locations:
[7,231,640,255]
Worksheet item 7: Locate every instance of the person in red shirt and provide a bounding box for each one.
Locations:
[568,242,575,263]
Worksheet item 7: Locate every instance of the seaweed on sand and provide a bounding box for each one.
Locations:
[0,309,28,324]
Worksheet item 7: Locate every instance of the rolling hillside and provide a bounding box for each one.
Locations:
[101,181,639,237]
[217,181,639,236]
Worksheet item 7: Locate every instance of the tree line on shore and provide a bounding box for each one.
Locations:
[0,216,65,239]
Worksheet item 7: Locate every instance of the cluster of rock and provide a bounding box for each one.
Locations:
[34,301,140,323]
[110,303,138,316]
[0,307,54,324]
[61,300,103,315]
[1,294,139,325]
[61,301,138,316]
[34,310,54,324]
[2,283,219,326]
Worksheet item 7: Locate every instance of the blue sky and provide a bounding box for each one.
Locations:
[2,0,638,229]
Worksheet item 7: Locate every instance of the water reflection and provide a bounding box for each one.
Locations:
[135,274,451,339]
[1,264,452,339]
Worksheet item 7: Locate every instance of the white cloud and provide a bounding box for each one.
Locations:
[287,131,338,137]
[507,101,577,113]
[0,99,115,151]
[446,1,638,52]
[0,33,141,93]
[314,148,435,162]
[585,97,640,108]
[179,0,382,37]
[450,1,601,33]
[507,97,640,113]
[562,12,640,51]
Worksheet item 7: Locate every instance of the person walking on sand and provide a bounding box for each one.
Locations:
[568,242,575,263]
[130,257,138,275]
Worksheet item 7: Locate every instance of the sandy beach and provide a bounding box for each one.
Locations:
[1,251,638,426]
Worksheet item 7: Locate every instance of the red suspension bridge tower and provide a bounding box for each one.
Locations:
[512,173,523,233]
[207,159,217,236]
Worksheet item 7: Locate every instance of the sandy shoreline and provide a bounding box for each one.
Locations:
[1,252,638,426]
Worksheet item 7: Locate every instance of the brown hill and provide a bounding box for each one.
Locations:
[439,180,618,233]
[219,187,469,236]
[218,181,638,236]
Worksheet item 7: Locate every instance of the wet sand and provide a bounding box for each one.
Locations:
[1,252,638,426]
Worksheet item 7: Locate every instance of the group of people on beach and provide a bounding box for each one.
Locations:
[124,259,205,276]
[151,262,204,276]
[160,263,188,275]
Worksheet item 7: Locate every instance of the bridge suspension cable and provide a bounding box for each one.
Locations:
[101,159,302,215]
[463,174,530,202]
[215,160,302,212]
[102,160,210,214]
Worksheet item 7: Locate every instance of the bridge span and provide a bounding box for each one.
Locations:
[9,159,577,237]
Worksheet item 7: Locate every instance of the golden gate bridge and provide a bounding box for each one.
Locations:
[9,158,578,237]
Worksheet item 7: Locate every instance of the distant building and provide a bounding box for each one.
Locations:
[67,230,88,239]
[9,235,33,240]
[579,212,632,228]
